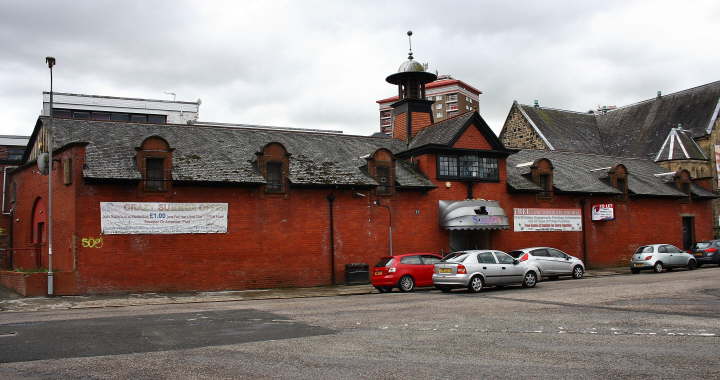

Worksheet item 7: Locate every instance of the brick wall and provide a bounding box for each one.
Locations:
[7,129,714,295]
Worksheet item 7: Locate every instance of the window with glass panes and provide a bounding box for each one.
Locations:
[438,154,498,180]
[266,162,283,192]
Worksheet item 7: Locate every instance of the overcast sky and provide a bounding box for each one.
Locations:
[1,0,719,137]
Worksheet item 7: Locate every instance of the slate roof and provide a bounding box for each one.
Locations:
[409,112,475,149]
[517,104,604,153]
[514,80,720,159]
[507,150,714,198]
[655,127,708,162]
[407,111,508,152]
[42,117,435,188]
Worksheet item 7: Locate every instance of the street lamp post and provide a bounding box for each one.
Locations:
[45,56,55,296]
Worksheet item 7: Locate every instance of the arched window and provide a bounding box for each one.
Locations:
[609,164,629,200]
[257,142,289,194]
[368,148,395,196]
[531,158,553,199]
[136,136,173,192]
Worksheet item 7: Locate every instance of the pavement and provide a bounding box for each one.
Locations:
[0,266,631,313]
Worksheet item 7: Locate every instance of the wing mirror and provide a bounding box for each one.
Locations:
[512,259,519,265]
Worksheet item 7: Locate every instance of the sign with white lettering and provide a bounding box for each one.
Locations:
[100,202,228,234]
[513,208,582,231]
[591,203,615,221]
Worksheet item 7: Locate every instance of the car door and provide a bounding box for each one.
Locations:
[530,248,554,274]
[667,245,686,266]
[657,245,672,265]
[419,255,442,286]
[494,251,524,284]
[547,248,573,274]
[476,251,501,285]
[399,255,423,281]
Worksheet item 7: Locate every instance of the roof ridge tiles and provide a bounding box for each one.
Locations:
[601,79,720,113]
[520,148,657,162]
[518,104,594,115]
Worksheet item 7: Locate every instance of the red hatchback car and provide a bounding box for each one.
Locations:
[371,253,443,292]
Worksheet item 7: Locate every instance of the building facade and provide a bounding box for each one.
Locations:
[377,75,481,135]
[0,55,714,296]
[499,81,720,236]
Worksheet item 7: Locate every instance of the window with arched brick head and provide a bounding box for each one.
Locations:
[531,158,553,199]
[674,169,692,198]
[609,164,629,200]
[136,136,173,192]
[257,142,290,194]
[368,148,395,196]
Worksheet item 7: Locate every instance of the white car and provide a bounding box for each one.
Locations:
[630,244,697,273]
[508,247,585,280]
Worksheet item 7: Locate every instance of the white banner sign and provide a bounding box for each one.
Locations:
[513,208,582,231]
[591,203,615,221]
[101,202,228,234]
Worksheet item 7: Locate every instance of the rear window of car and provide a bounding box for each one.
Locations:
[635,246,653,254]
[421,255,442,265]
[694,242,711,249]
[442,252,465,261]
[445,253,469,263]
[375,257,394,267]
[507,250,524,258]
[400,256,422,265]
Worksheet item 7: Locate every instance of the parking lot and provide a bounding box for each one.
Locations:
[1,267,719,379]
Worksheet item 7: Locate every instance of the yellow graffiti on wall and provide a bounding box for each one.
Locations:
[81,237,103,248]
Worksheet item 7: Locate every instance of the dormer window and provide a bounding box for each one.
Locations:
[136,136,173,192]
[368,148,395,196]
[530,158,553,199]
[257,142,290,194]
[608,164,629,200]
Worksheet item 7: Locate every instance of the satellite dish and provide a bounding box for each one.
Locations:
[37,152,49,175]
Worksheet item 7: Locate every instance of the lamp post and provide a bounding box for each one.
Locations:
[45,56,55,296]
[373,200,393,256]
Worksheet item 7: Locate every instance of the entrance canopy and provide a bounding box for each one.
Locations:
[439,200,509,230]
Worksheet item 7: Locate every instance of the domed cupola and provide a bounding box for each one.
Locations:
[386,31,437,142]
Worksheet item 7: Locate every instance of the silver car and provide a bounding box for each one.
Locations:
[630,244,698,273]
[508,247,585,280]
[433,250,541,293]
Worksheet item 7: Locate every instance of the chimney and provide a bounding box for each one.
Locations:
[533,99,539,108]
[657,91,662,99]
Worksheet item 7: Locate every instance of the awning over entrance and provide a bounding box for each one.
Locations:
[439,200,510,230]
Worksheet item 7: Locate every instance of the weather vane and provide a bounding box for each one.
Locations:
[407,30,413,60]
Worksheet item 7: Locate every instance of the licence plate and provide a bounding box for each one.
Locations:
[634,263,644,267]
[439,268,452,273]
[694,253,703,257]
[374,271,383,276]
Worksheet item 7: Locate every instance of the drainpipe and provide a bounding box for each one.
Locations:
[580,198,589,267]
[326,194,336,285]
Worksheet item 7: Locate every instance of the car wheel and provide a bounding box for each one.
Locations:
[398,276,415,292]
[653,262,664,273]
[572,265,584,279]
[687,260,697,270]
[522,271,537,288]
[631,268,640,274]
[467,276,484,293]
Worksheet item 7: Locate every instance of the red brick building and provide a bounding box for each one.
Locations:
[1,52,715,296]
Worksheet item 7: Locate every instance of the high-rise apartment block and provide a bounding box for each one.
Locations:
[376,75,481,135]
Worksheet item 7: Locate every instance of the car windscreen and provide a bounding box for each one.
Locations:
[374,257,394,267]
[694,242,711,249]
[635,246,653,254]
[507,250,524,258]
[444,253,469,263]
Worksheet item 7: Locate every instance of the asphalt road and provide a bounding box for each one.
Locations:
[1,267,719,379]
